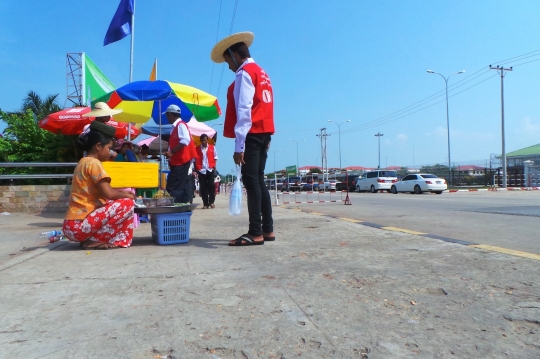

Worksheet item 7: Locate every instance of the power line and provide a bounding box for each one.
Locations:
[343,73,499,133]
[209,0,223,93]
[275,48,540,135]
[217,0,240,97]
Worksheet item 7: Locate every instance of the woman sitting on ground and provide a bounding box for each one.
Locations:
[63,122,136,249]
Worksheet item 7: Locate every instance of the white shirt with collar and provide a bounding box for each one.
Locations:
[199,144,218,174]
[233,57,256,153]
[168,118,191,150]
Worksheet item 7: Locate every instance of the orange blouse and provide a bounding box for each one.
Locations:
[65,157,110,220]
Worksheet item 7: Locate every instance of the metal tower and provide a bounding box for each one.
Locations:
[65,53,84,107]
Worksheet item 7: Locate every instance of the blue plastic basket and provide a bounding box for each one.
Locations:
[150,211,192,245]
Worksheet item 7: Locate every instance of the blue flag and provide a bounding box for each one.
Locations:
[103,0,134,46]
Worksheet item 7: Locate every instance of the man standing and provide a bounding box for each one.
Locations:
[194,134,218,209]
[163,104,196,204]
[211,32,276,246]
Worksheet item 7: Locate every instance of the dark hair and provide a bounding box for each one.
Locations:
[77,130,113,152]
[200,134,208,141]
[141,144,149,150]
[223,42,250,59]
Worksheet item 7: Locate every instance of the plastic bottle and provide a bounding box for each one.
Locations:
[38,230,62,239]
[49,235,66,243]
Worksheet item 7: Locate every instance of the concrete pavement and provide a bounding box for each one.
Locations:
[1,194,540,358]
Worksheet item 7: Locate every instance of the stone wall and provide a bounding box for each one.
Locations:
[0,185,70,213]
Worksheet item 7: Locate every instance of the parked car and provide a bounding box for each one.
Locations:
[322,179,340,191]
[356,170,398,193]
[282,176,302,192]
[390,173,447,194]
[336,176,356,191]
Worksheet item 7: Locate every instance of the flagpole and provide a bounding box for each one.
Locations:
[127,0,135,141]
[159,101,163,189]
[129,0,135,82]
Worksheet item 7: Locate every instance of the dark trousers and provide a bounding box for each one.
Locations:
[242,134,273,236]
[166,161,193,204]
[198,170,215,207]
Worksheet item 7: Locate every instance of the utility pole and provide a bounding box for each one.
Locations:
[375,132,384,169]
[316,128,330,181]
[490,65,512,188]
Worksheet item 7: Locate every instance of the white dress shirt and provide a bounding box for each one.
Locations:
[199,145,218,174]
[168,119,191,150]
[233,58,256,153]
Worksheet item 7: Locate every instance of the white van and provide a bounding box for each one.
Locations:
[356,170,398,193]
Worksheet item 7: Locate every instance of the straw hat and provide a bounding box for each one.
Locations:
[210,31,254,63]
[83,102,123,117]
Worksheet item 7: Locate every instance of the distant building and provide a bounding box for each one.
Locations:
[455,165,485,177]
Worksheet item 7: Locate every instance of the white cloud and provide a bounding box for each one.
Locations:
[396,134,407,141]
[514,117,540,138]
[426,126,447,137]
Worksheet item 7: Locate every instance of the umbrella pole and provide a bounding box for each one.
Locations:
[159,101,163,189]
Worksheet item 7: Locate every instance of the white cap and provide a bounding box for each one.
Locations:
[163,104,181,114]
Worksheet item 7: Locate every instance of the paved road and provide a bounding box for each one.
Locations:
[280,190,540,255]
[2,195,540,357]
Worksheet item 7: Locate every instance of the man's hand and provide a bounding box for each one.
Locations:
[164,151,172,158]
[233,152,245,165]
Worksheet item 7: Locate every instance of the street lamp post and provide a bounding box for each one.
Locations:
[374,132,383,169]
[327,120,351,170]
[427,69,465,186]
[290,139,306,176]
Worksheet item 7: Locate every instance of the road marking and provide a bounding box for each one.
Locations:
[339,217,363,223]
[382,227,426,235]
[471,244,540,261]
[279,206,540,262]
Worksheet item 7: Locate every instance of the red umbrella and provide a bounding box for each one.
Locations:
[39,107,139,139]
[38,107,92,135]
[106,119,140,139]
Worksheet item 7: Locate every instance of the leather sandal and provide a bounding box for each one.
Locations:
[228,234,264,246]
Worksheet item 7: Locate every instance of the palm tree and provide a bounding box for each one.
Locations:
[21,91,61,120]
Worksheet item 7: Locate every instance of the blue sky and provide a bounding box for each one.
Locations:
[1,0,540,174]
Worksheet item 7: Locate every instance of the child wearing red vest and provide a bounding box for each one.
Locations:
[163,105,197,204]
[194,134,218,209]
[211,32,276,246]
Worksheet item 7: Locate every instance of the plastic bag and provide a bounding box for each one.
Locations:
[229,165,243,216]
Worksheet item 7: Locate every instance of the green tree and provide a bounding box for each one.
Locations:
[396,166,408,177]
[0,109,79,164]
[20,91,62,120]
[309,167,322,173]
[0,91,81,184]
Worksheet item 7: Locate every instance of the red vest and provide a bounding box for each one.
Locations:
[168,121,196,166]
[223,62,275,139]
[194,144,216,171]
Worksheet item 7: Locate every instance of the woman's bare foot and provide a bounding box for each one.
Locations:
[263,232,276,241]
[81,239,117,250]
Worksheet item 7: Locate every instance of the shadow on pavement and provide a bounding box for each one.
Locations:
[50,237,228,251]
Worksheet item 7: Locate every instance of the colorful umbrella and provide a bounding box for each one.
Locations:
[39,107,139,139]
[92,80,221,124]
[140,117,216,139]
